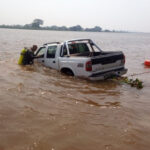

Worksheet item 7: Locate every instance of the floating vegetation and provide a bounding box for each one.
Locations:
[113,77,143,89]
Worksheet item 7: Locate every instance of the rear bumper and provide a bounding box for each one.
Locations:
[89,67,128,80]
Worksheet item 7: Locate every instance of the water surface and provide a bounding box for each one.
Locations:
[0,29,150,150]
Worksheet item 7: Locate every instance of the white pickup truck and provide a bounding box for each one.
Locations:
[35,39,127,80]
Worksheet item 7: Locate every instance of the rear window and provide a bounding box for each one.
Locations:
[68,43,89,54]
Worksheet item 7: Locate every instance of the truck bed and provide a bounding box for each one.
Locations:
[70,51,124,65]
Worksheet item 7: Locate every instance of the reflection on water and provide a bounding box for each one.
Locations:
[0,29,150,150]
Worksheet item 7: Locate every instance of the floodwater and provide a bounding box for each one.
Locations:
[0,29,150,150]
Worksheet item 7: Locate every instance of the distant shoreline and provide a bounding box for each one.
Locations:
[0,25,128,33]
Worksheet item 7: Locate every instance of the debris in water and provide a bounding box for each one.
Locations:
[113,77,143,89]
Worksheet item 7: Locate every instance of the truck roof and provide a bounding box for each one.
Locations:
[43,38,93,46]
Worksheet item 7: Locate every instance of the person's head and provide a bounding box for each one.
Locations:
[31,45,38,52]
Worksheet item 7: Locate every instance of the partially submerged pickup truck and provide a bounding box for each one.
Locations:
[35,39,127,80]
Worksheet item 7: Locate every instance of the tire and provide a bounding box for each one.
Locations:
[61,68,74,76]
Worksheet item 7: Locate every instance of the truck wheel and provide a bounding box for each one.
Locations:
[61,68,74,76]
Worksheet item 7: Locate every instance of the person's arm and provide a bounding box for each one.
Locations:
[33,54,44,59]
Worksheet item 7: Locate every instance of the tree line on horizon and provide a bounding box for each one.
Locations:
[0,19,121,32]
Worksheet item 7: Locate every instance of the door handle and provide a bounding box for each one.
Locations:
[42,60,44,62]
[53,60,56,63]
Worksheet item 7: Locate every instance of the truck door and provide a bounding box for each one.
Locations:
[35,46,46,64]
[45,45,58,69]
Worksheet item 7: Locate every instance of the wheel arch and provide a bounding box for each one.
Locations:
[60,67,74,76]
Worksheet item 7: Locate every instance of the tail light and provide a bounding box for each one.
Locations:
[121,54,125,64]
[123,54,125,64]
[86,61,92,71]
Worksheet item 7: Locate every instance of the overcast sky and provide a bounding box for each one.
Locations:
[0,0,150,32]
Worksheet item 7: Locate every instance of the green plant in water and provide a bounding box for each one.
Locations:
[113,77,143,89]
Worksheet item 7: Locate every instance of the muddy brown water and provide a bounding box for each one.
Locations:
[0,29,150,150]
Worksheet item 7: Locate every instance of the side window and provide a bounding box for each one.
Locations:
[68,44,78,54]
[36,47,46,58]
[47,46,57,58]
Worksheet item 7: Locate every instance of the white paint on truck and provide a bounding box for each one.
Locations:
[35,39,127,80]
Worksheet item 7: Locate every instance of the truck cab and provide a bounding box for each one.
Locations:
[35,43,61,70]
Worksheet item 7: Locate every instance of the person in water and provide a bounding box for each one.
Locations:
[18,45,38,65]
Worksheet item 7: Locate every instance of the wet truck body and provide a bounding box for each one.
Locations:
[35,39,127,80]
